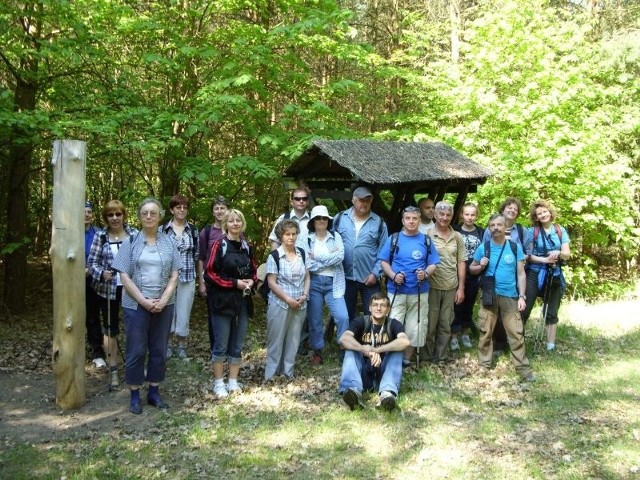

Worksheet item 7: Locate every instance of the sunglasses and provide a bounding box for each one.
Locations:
[293,196,308,201]
[106,212,123,218]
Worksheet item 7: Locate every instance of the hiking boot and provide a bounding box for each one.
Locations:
[461,335,472,348]
[450,338,460,351]
[521,371,536,383]
[147,395,169,409]
[129,399,142,415]
[213,382,229,398]
[177,346,187,359]
[402,358,412,369]
[343,388,364,411]
[377,391,397,411]
[311,351,323,365]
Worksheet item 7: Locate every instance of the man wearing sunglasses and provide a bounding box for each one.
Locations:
[268,187,311,251]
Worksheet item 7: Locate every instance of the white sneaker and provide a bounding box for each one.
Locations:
[546,343,556,351]
[461,335,472,348]
[93,358,107,369]
[450,338,460,351]
[213,383,228,398]
[227,382,243,394]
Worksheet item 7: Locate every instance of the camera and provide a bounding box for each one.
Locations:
[243,287,252,297]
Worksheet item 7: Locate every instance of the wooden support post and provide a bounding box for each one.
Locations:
[50,140,86,409]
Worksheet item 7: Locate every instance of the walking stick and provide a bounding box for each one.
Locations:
[416,278,422,369]
[535,265,554,353]
[106,277,114,391]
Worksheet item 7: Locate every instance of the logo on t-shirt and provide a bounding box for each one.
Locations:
[411,250,423,260]
[504,253,515,264]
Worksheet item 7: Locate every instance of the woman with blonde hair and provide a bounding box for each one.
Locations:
[522,199,571,351]
[205,209,257,398]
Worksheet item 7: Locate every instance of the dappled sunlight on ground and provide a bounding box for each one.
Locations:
[564,299,640,336]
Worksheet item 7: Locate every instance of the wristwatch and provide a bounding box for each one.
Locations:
[518,294,526,300]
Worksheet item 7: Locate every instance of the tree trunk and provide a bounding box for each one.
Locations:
[4,74,38,314]
[50,140,86,410]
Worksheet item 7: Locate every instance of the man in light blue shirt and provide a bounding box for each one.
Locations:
[333,186,389,320]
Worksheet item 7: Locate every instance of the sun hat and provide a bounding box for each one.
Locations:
[309,205,333,221]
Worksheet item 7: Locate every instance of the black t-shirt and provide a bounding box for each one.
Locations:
[348,315,404,348]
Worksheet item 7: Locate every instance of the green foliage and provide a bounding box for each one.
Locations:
[1,0,639,299]
[386,0,640,297]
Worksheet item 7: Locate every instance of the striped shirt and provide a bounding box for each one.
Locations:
[161,221,199,283]
[87,225,138,299]
[266,246,309,310]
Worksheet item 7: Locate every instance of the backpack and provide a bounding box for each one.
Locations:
[258,247,307,301]
[533,224,563,244]
[204,237,251,286]
[387,231,432,272]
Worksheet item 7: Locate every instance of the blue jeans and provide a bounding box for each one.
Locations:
[339,349,403,395]
[308,275,350,350]
[123,304,174,385]
[206,288,216,354]
[344,279,380,321]
[212,301,249,365]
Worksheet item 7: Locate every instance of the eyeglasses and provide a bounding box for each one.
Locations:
[315,216,329,221]
[403,206,420,213]
[173,205,188,210]
[140,211,159,217]
[293,196,308,202]
[106,212,123,218]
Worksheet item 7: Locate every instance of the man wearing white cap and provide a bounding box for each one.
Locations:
[333,186,389,320]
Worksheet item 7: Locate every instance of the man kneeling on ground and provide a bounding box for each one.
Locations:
[338,293,410,411]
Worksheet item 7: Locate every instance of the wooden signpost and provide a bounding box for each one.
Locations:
[50,140,86,409]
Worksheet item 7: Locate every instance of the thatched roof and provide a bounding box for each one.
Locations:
[286,139,493,186]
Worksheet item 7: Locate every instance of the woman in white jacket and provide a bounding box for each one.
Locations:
[306,205,349,365]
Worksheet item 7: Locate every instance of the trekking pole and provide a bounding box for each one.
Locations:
[535,265,553,353]
[416,277,422,369]
[106,276,114,391]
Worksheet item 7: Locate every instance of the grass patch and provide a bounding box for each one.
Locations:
[1,299,639,479]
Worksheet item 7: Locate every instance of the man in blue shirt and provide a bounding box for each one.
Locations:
[334,186,389,320]
[380,206,439,367]
[470,213,535,382]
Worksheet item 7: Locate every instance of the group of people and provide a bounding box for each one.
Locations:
[82,187,569,415]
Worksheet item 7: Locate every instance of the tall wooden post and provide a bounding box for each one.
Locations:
[50,140,86,409]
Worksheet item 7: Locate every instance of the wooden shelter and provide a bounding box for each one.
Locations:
[284,139,493,232]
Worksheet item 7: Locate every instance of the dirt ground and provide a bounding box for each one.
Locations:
[1,263,639,449]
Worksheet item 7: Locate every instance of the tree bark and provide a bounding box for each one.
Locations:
[4,72,38,314]
[50,140,86,410]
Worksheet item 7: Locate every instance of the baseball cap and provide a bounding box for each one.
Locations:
[353,186,373,199]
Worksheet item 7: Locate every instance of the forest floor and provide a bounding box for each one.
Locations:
[1,263,640,479]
